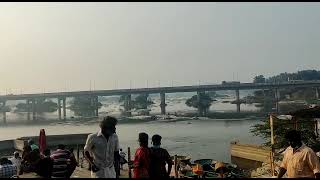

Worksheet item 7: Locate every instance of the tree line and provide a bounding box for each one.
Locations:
[253,70,320,83]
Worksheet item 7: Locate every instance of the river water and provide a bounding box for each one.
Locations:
[0,91,265,163]
[0,118,264,163]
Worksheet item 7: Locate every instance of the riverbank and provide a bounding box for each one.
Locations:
[0,117,264,165]
[0,111,267,127]
[19,157,130,178]
[0,136,267,178]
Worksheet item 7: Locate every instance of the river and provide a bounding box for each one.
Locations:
[0,118,264,163]
[0,91,265,163]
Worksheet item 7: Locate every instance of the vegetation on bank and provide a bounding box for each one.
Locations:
[234,70,320,113]
[69,96,102,116]
[14,99,58,113]
[0,104,11,113]
[119,94,154,115]
[253,69,320,83]
[250,116,320,151]
[132,94,154,110]
[250,70,320,151]
[185,92,215,116]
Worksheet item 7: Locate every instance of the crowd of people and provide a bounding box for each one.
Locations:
[83,116,173,178]
[2,115,320,178]
[0,116,172,178]
[0,140,77,178]
[80,116,320,178]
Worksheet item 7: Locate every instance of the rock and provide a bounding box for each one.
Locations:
[250,160,283,178]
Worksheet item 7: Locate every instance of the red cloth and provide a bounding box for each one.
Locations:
[133,146,151,178]
[39,129,47,154]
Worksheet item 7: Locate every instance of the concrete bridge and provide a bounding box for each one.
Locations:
[0,80,320,122]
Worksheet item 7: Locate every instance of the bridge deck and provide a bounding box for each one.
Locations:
[0,81,320,101]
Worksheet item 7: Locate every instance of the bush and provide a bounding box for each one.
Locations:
[250,116,320,151]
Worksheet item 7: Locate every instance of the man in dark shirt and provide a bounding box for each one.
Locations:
[36,149,53,178]
[50,144,77,178]
[150,134,173,178]
[21,145,40,174]
[0,158,17,178]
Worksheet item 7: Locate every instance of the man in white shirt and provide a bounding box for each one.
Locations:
[119,149,127,170]
[9,152,21,175]
[84,116,120,178]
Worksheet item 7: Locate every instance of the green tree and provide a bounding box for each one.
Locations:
[265,69,320,83]
[250,116,320,151]
[119,94,154,111]
[186,93,214,116]
[133,94,154,110]
[0,102,10,113]
[35,98,58,113]
[69,96,102,116]
[15,99,57,113]
[253,75,266,83]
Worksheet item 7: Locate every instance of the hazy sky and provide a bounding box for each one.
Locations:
[1,2,320,94]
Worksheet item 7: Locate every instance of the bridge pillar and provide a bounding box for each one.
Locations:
[27,100,30,121]
[124,94,132,116]
[62,97,66,120]
[274,89,280,113]
[93,96,99,117]
[235,89,240,113]
[2,101,6,124]
[160,92,166,115]
[32,99,36,121]
[316,87,319,99]
[58,98,61,120]
[90,97,94,117]
[142,94,149,110]
[197,91,205,116]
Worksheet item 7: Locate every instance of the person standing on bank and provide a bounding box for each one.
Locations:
[130,132,151,178]
[150,134,173,178]
[119,149,127,170]
[278,130,320,178]
[84,116,120,178]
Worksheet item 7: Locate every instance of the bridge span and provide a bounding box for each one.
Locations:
[0,81,320,122]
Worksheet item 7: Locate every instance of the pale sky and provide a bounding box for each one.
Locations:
[1,2,320,94]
